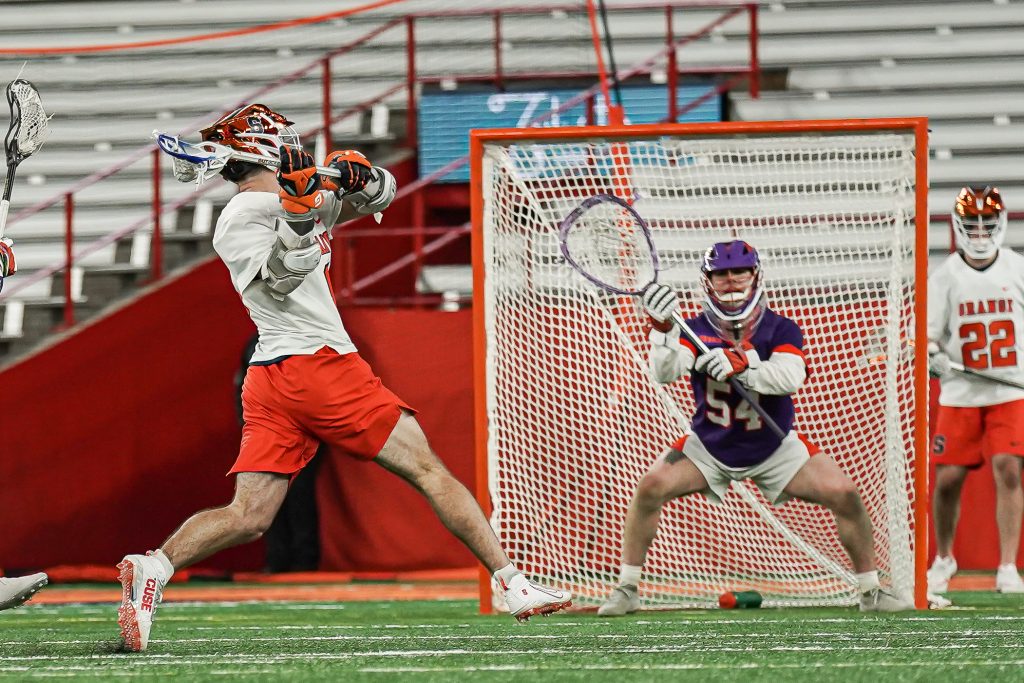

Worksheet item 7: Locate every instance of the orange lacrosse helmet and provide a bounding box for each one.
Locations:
[199,104,300,166]
[952,186,1007,259]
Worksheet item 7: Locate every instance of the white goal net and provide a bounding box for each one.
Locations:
[474,122,926,608]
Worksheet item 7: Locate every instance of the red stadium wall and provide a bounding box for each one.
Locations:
[0,257,474,575]
[0,255,1017,574]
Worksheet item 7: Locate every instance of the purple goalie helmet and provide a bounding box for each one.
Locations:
[700,240,766,338]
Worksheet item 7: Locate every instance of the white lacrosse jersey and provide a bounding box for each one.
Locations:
[928,249,1024,407]
[212,190,356,363]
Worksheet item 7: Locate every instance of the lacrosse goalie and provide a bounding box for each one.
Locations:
[597,240,913,617]
[117,104,570,652]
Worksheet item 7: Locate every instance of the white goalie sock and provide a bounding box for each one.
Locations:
[619,564,642,588]
[855,570,880,594]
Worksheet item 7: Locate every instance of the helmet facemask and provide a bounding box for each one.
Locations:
[700,240,766,342]
[953,186,1007,260]
[197,104,300,183]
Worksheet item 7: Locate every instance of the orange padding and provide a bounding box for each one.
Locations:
[39,564,476,585]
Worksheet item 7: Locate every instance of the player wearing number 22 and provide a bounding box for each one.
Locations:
[927,186,1024,595]
[114,105,570,652]
[598,240,912,616]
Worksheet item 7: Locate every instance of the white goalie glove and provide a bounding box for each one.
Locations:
[642,283,678,328]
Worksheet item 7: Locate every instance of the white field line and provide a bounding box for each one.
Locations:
[357,661,1024,674]
[4,640,1024,666]
[6,655,1024,675]
[3,629,1021,647]
[11,612,1024,631]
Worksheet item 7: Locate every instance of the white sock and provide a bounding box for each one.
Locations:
[619,563,642,588]
[855,570,880,593]
[998,563,1018,573]
[492,563,521,590]
[152,549,175,581]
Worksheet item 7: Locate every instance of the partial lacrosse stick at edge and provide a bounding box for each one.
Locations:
[2,78,52,239]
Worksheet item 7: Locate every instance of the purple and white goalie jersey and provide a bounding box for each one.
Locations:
[680,309,806,468]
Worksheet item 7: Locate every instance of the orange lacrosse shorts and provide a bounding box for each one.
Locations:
[931,399,1024,469]
[230,346,414,476]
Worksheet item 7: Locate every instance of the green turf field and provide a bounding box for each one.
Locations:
[2,590,1023,681]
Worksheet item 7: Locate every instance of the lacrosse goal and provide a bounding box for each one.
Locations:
[470,119,929,610]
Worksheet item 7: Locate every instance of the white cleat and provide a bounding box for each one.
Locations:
[597,584,640,617]
[859,587,914,613]
[502,575,572,621]
[926,555,957,594]
[995,565,1024,594]
[0,572,48,611]
[928,592,953,609]
[117,553,170,651]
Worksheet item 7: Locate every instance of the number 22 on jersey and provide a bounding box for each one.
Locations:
[959,319,1018,369]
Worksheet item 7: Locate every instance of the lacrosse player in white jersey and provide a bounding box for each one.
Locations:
[115,105,570,651]
[927,186,1024,595]
[0,572,47,610]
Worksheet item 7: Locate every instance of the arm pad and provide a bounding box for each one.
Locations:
[649,326,696,384]
[344,167,396,215]
[738,350,806,395]
[260,225,322,300]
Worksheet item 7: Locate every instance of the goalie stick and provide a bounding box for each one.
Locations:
[559,193,787,440]
[2,78,52,238]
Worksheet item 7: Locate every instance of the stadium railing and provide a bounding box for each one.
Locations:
[0,1,761,343]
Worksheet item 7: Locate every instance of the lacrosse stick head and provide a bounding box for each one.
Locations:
[699,240,766,340]
[5,78,51,165]
[558,194,660,297]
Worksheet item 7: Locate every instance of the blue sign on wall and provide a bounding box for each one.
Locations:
[418,85,721,183]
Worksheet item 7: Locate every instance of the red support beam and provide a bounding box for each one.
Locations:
[748,3,760,98]
[63,192,74,328]
[151,147,162,281]
[406,16,418,151]
[666,5,678,121]
[322,56,333,152]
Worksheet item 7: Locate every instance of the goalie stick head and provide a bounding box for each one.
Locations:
[700,240,766,340]
[952,185,1006,260]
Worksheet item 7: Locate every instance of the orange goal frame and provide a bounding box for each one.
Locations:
[470,118,931,612]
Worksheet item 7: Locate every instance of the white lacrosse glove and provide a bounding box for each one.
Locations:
[927,341,953,379]
[642,284,678,331]
[694,347,750,382]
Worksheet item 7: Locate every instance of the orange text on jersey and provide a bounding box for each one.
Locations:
[959,298,1015,317]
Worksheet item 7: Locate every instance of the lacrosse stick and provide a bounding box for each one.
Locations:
[154,132,384,223]
[949,361,1024,391]
[2,79,52,238]
[559,193,786,439]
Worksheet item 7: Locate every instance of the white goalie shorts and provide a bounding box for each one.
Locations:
[676,431,813,506]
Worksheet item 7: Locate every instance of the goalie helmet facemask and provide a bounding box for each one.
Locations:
[199,104,301,173]
[952,186,1006,260]
[700,240,766,340]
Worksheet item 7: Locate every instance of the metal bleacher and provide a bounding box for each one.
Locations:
[0,0,1021,361]
[728,0,1024,270]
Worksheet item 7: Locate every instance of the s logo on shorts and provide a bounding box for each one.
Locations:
[932,434,946,456]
